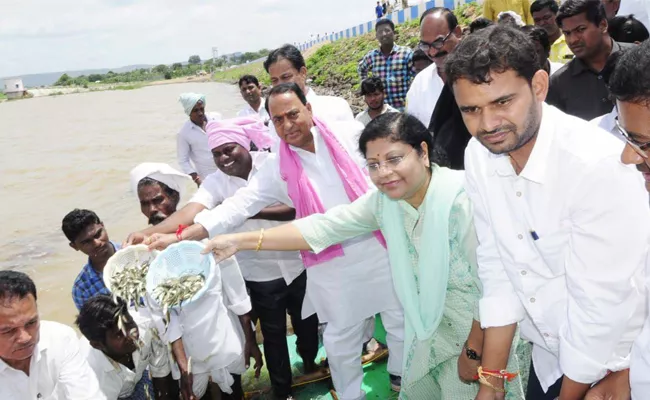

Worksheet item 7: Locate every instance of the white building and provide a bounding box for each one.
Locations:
[3,78,26,99]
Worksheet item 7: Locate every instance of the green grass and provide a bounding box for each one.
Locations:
[212,61,270,86]
[112,83,145,90]
[0,92,6,100]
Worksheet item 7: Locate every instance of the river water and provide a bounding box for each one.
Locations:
[0,82,246,326]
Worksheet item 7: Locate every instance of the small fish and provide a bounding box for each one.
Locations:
[187,356,192,374]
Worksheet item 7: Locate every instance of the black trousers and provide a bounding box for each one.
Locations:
[246,271,320,398]
[526,361,563,400]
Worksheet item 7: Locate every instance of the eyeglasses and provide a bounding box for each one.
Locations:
[418,31,453,52]
[616,118,650,159]
[366,149,414,173]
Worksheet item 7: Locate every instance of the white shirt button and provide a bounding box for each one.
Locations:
[530,297,536,303]
[516,191,522,197]
[518,234,523,240]
[521,270,527,275]
[543,333,550,337]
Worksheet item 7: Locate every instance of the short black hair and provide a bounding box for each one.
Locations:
[469,17,495,33]
[557,0,606,28]
[530,0,559,15]
[446,25,539,85]
[265,82,308,113]
[412,49,430,63]
[238,75,260,88]
[137,177,179,198]
[360,77,385,96]
[359,113,434,166]
[75,295,127,344]
[420,7,458,31]
[263,44,306,73]
[0,271,37,302]
[609,40,650,105]
[608,15,650,43]
[521,25,551,55]
[376,18,395,32]
[61,209,102,243]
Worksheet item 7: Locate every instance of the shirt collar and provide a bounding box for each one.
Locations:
[289,126,321,156]
[0,325,49,373]
[376,45,398,56]
[87,241,119,273]
[489,103,555,184]
[570,39,623,76]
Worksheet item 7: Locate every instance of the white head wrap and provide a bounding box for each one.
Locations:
[497,11,525,27]
[130,163,192,198]
[178,93,206,116]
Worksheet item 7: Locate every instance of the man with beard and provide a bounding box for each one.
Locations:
[237,75,270,124]
[611,40,650,399]
[63,209,120,310]
[358,18,415,111]
[355,77,398,126]
[530,0,573,63]
[546,0,634,120]
[130,163,192,226]
[0,271,105,399]
[177,93,221,186]
[450,25,649,399]
[407,7,472,170]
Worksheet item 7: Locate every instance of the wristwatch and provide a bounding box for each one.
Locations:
[464,340,481,361]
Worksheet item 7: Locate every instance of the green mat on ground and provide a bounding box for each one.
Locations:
[242,316,398,399]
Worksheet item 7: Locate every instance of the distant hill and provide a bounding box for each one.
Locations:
[3,64,155,88]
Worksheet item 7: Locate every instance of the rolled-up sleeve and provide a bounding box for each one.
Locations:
[559,158,650,383]
[465,147,526,328]
[293,190,380,253]
[219,256,252,315]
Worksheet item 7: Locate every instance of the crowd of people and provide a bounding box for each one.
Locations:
[2,0,650,399]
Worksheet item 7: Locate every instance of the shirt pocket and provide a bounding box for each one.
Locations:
[533,227,570,276]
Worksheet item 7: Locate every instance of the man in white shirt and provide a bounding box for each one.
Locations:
[0,271,105,400]
[129,163,192,226]
[236,75,270,124]
[355,77,399,127]
[610,40,650,399]
[262,44,355,124]
[76,295,176,400]
[146,84,405,400]
[177,93,221,185]
[447,25,649,399]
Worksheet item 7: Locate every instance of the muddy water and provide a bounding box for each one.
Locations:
[0,82,246,325]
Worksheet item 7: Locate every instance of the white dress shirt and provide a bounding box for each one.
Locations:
[591,108,624,142]
[80,309,170,399]
[190,151,305,285]
[354,104,399,126]
[236,99,270,123]
[194,122,400,329]
[305,88,355,123]
[405,62,444,127]
[0,320,105,400]
[631,254,650,399]
[465,104,650,391]
[176,112,221,179]
[162,256,250,375]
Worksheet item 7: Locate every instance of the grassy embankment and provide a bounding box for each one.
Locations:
[212,2,482,110]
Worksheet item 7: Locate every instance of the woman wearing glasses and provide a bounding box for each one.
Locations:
[203,112,531,399]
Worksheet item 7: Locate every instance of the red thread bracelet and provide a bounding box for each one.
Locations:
[176,225,187,241]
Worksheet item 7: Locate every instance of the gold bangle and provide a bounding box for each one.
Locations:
[255,229,265,252]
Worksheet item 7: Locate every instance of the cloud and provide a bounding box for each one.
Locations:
[0,0,379,77]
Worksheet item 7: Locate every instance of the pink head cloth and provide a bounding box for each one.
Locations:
[206,116,275,151]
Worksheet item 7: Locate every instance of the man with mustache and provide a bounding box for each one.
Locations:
[406,7,472,170]
[130,163,192,226]
[546,0,634,121]
[177,93,221,186]
[237,75,270,124]
[0,271,105,399]
[452,25,649,399]
[611,40,650,399]
[63,209,120,310]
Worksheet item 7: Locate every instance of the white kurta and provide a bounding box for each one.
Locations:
[237,99,270,124]
[465,104,649,391]
[80,309,171,399]
[190,151,305,285]
[176,112,221,179]
[405,62,444,127]
[0,321,106,400]
[194,122,400,329]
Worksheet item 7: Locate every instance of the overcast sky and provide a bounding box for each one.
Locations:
[0,0,377,77]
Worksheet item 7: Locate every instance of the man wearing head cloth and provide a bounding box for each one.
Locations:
[125,117,316,400]
[129,163,192,226]
[176,93,222,186]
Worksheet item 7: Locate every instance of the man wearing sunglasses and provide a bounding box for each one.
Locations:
[609,40,650,399]
[406,7,472,170]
